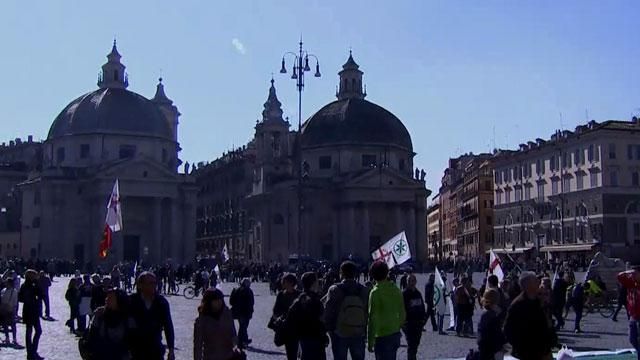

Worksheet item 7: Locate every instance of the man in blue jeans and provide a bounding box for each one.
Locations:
[323,261,369,360]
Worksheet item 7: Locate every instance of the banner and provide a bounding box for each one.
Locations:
[371,231,411,269]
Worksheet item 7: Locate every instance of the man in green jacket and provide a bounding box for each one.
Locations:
[367,261,406,359]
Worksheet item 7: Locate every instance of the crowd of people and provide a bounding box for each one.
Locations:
[0,254,639,360]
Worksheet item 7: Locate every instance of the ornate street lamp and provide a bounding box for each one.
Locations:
[279,38,321,260]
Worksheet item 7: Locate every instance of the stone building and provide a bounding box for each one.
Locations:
[0,137,42,258]
[426,198,441,260]
[195,53,430,264]
[437,153,493,259]
[493,118,640,262]
[17,42,196,265]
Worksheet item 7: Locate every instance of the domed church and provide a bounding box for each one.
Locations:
[19,42,197,266]
[197,53,430,264]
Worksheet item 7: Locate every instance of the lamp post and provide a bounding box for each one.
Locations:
[279,38,321,261]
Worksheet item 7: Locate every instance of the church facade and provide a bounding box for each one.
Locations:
[195,54,430,265]
[18,42,197,266]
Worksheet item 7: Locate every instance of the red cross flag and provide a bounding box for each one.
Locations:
[488,249,504,282]
[99,180,123,258]
[371,231,411,269]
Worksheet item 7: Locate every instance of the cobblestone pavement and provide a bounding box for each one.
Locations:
[0,274,632,359]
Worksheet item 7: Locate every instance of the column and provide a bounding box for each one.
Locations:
[406,206,416,259]
[152,198,162,264]
[170,199,181,261]
[347,205,356,255]
[415,207,427,264]
[361,204,370,259]
[394,206,403,234]
[332,206,340,260]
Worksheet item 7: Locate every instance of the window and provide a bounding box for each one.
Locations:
[552,179,559,195]
[577,173,584,190]
[550,155,558,171]
[537,183,545,200]
[515,188,522,202]
[588,145,594,162]
[562,152,572,168]
[610,171,618,187]
[502,170,507,183]
[162,148,167,163]
[590,172,599,187]
[351,79,356,91]
[563,177,571,192]
[114,70,119,81]
[636,145,640,160]
[495,171,500,184]
[609,143,617,159]
[361,154,376,167]
[34,190,41,205]
[319,155,332,170]
[486,216,492,225]
[633,172,639,187]
[524,186,531,200]
[496,192,502,205]
[56,147,65,163]
[119,145,136,159]
[629,145,634,160]
[505,190,511,203]
[535,160,541,175]
[80,144,90,159]
[595,145,600,161]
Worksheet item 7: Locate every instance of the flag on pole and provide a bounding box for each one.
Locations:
[488,249,504,282]
[99,180,123,258]
[371,231,411,269]
[434,267,448,315]
[222,244,230,262]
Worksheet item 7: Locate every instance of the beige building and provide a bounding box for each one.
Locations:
[493,119,640,262]
[196,53,431,264]
[426,198,441,260]
[17,42,196,266]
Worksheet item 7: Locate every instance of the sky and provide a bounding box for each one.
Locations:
[1,1,639,194]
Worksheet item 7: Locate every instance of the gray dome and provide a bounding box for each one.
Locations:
[48,88,172,140]
[301,98,412,150]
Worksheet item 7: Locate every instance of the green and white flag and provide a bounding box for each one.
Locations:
[371,231,411,269]
[434,267,447,314]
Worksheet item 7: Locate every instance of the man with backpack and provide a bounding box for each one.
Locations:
[323,261,369,360]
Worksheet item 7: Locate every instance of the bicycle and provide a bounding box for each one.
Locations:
[584,293,616,318]
[183,285,201,299]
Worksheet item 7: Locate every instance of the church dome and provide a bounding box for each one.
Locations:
[47,88,173,140]
[301,97,413,151]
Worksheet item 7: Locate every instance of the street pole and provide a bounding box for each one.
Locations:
[279,38,321,262]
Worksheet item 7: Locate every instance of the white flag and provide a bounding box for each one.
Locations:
[488,250,504,282]
[434,267,447,314]
[105,179,123,232]
[222,244,230,262]
[371,231,411,269]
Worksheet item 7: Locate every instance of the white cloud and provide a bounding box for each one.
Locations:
[231,38,246,55]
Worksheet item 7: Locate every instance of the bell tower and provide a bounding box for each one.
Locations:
[152,77,180,143]
[336,50,366,100]
[97,40,128,89]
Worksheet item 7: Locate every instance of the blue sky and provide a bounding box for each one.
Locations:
[1,1,639,192]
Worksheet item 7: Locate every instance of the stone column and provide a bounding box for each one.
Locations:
[394,206,403,235]
[170,199,181,261]
[152,198,162,264]
[415,207,427,264]
[332,206,340,260]
[406,206,416,258]
[346,205,356,256]
[362,204,370,259]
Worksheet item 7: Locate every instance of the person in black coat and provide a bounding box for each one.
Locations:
[504,272,556,360]
[65,278,80,333]
[19,269,44,360]
[551,271,568,330]
[271,273,301,360]
[286,272,328,360]
[128,272,175,360]
[423,274,438,332]
[612,283,628,322]
[403,274,426,360]
[230,278,255,348]
[477,289,506,360]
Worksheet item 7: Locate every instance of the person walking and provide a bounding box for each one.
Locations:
[551,271,568,330]
[19,269,44,360]
[65,278,81,334]
[270,273,300,360]
[367,261,405,360]
[612,282,628,322]
[287,272,328,360]
[477,289,507,360]
[569,281,585,333]
[77,274,94,335]
[402,274,426,360]
[128,272,175,360]
[454,277,473,337]
[82,288,131,360]
[229,278,254,348]
[1,276,19,346]
[37,271,52,320]
[323,261,368,360]
[503,272,556,360]
[193,288,238,360]
[617,267,640,359]
[423,274,438,333]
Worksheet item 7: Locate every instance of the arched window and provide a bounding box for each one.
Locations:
[343,79,348,91]
[114,70,119,81]
[352,78,357,91]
